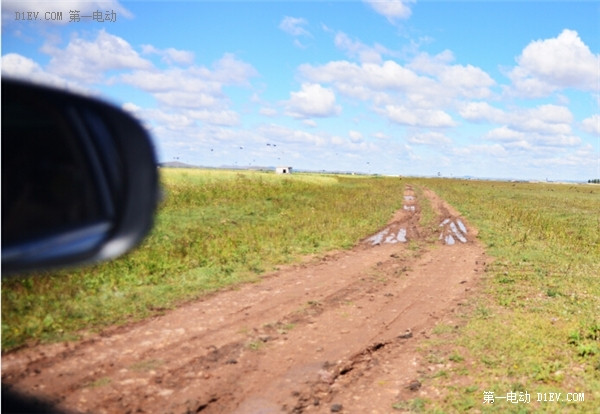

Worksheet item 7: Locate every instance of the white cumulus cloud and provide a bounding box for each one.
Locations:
[581,114,600,135]
[460,102,574,136]
[299,54,494,112]
[45,29,152,83]
[407,131,452,146]
[459,101,505,123]
[279,16,311,37]
[508,29,599,97]
[364,0,415,22]
[285,83,341,119]
[349,130,364,143]
[119,53,257,112]
[1,53,93,94]
[334,32,391,64]
[485,126,581,148]
[2,53,49,79]
[384,105,456,128]
[141,45,195,65]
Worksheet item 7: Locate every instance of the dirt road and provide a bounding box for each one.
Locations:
[2,187,487,413]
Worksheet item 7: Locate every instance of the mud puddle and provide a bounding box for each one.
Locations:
[439,218,468,245]
[366,186,417,246]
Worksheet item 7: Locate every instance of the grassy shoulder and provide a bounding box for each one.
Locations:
[409,179,600,413]
[2,169,406,350]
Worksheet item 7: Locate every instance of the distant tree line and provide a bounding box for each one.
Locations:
[588,179,600,184]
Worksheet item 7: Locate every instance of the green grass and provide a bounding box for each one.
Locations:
[2,169,406,350]
[414,179,600,413]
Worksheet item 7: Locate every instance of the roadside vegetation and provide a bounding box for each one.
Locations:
[2,169,405,349]
[412,178,600,413]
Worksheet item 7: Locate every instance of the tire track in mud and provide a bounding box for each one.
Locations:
[365,185,421,246]
[1,186,488,414]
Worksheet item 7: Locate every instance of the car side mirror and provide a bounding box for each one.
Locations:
[2,79,159,276]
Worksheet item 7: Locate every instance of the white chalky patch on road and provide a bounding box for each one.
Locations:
[457,219,467,234]
[397,228,407,242]
[450,221,467,242]
[368,227,408,245]
[439,218,468,245]
[367,228,389,245]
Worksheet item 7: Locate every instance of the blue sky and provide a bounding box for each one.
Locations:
[2,1,599,180]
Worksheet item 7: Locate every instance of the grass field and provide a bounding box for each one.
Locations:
[2,170,599,412]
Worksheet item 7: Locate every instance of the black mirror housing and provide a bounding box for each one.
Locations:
[2,79,159,276]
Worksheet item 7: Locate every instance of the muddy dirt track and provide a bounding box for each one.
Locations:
[2,187,488,414]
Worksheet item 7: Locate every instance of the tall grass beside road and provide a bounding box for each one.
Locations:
[2,169,405,350]
[417,179,600,413]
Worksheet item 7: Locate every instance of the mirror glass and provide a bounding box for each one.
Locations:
[1,89,107,248]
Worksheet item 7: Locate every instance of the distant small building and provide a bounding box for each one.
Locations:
[276,166,292,174]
